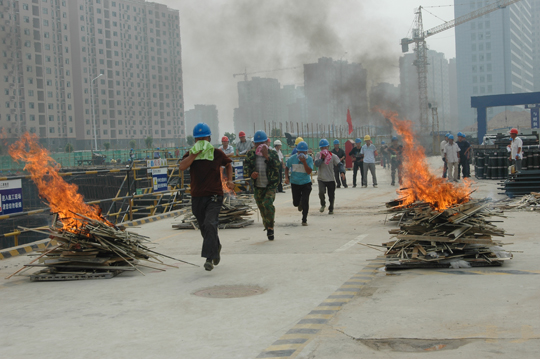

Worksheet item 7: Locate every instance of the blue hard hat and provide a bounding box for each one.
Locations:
[461,133,466,138]
[130,148,133,150]
[333,139,340,145]
[296,141,309,152]
[445,133,450,138]
[381,141,386,144]
[448,134,454,140]
[253,130,268,143]
[193,122,212,138]
[355,138,362,144]
[319,138,330,148]
[457,132,464,137]
[392,136,398,141]
[157,147,160,150]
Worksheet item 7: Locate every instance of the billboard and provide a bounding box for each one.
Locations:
[0,179,23,215]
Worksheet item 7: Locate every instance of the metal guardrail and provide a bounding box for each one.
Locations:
[0,162,188,249]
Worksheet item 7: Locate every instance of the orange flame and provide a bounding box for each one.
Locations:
[220,171,235,196]
[9,133,106,229]
[376,108,472,211]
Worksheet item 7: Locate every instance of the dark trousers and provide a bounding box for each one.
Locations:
[442,158,447,178]
[291,182,312,223]
[192,195,223,260]
[318,180,335,211]
[277,165,284,192]
[334,165,347,187]
[352,161,364,186]
[458,157,470,178]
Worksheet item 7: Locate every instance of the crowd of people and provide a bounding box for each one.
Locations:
[166,123,527,271]
[179,123,405,271]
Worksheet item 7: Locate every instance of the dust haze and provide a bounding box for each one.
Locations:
[161,0,403,133]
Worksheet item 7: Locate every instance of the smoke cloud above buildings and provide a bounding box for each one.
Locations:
[160,0,456,133]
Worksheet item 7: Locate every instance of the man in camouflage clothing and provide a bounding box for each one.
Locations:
[244,130,281,241]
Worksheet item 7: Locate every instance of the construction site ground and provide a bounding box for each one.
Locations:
[1,156,539,359]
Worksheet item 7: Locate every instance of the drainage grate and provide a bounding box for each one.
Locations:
[193,285,266,298]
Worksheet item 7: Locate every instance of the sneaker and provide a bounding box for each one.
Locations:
[373,185,378,188]
[328,210,334,215]
[391,182,395,186]
[362,185,367,188]
[336,186,341,189]
[302,222,308,226]
[204,259,214,271]
[344,185,348,188]
[298,204,303,212]
[267,228,274,241]
[319,206,325,213]
[213,244,222,266]
[352,185,357,188]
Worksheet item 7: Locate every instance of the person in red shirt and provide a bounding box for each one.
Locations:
[179,123,234,271]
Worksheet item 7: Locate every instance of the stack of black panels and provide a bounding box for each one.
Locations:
[500,170,540,197]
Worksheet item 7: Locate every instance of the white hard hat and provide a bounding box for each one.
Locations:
[274,140,282,146]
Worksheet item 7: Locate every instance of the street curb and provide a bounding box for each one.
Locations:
[0,209,187,260]
[0,239,51,260]
[122,209,187,227]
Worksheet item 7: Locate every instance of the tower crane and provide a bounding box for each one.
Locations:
[233,66,301,82]
[401,0,523,133]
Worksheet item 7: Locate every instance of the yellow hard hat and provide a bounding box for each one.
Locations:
[294,137,304,145]
[364,135,371,141]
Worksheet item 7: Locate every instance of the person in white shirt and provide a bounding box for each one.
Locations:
[440,134,449,178]
[218,136,235,157]
[509,128,523,172]
[444,135,460,182]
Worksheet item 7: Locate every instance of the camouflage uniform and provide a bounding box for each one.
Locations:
[244,149,281,229]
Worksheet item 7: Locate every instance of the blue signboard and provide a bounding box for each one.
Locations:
[152,168,168,192]
[531,107,539,129]
[0,179,23,215]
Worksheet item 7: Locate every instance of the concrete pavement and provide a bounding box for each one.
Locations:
[1,158,539,358]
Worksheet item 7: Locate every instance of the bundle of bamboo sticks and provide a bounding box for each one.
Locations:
[381,199,513,270]
[173,194,256,230]
[493,192,540,211]
[8,213,196,281]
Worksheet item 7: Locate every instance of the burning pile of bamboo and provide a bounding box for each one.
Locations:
[382,199,513,270]
[10,214,193,281]
[173,194,256,230]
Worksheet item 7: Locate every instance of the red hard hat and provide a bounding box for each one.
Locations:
[239,131,246,137]
[510,128,518,134]
[221,136,229,142]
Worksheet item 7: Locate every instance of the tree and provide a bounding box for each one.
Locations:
[129,140,136,149]
[224,132,236,143]
[65,143,74,153]
[186,135,195,146]
[103,142,111,150]
[145,136,153,148]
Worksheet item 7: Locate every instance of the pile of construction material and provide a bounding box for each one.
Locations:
[500,170,540,197]
[8,214,190,281]
[173,194,256,230]
[383,199,512,270]
[493,192,540,211]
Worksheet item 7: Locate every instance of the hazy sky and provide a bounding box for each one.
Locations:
[160,0,458,133]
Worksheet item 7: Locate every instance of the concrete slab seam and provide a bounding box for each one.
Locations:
[256,257,381,359]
